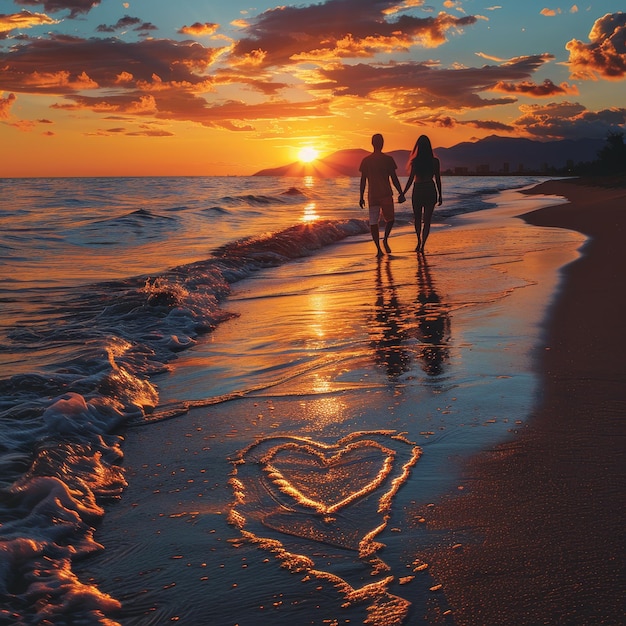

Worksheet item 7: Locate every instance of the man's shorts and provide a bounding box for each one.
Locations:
[368,196,394,225]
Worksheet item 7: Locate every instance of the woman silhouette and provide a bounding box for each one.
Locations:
[401,135,442,252]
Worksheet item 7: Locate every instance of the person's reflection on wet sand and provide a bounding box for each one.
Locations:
[370,257,411,380]
[414,252,451,376]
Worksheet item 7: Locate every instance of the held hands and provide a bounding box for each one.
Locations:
[398,193,406,204]
[359,198,365,209]
[437,195,443,206]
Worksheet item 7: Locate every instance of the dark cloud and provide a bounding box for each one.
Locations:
[491,78,578,97]
[0,35,223,93]
[406,103,626,139]
[93,125,173,137]
[231,0,478,68]
[126,129,175,136]
[567,12,626,80]
[15,0,101,19]
[515,101,626,139]
[96,16,158,34]
[137,23,158,32]
[466,119,515,131]
[310,55,553,112]
[96,16,141,34]
[408,113,515,132]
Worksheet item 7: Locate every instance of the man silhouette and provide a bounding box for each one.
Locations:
[359,133,404,256]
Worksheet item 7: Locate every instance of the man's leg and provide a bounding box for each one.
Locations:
[370,224,383,256]
[381,198,395,254]
[369,206,383,256]
[382,219,394,253]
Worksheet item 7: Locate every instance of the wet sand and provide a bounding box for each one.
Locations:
[425,179,626,624]
[75,179,625,625]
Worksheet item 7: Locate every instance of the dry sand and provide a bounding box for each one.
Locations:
[425,179,626,625]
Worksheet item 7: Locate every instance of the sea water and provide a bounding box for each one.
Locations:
[0,174,565,623]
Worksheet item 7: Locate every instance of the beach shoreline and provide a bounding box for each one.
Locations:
[70,177,625,625]
[425,178,626,624]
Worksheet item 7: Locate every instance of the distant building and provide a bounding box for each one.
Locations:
[454,166,469,175]
[502,162,510,173]
[476,163,490,174]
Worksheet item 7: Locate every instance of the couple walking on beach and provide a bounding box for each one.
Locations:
[359,133,442,255]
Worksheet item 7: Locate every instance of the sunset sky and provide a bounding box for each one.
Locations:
[1,1,625,177]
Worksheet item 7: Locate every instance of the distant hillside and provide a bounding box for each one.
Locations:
[253,136,604,176]
[437,135,604,173]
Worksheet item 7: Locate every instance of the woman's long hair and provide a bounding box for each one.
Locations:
[407,135,435,176]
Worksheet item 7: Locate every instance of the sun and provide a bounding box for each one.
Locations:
[298,146,319,163]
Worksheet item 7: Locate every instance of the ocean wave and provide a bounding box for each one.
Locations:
[0,217,369,624]
[70,208,179,247]
[201,205,231,215]
[280,186,307,196]
[221,186,310,207]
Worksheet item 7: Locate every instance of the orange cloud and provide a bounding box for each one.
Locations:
[0,10,59,33]
[54,90,333,130]
[443,0,465,13]
[0,36,224,94]
[230,1,478,69]
[540,8,558,17]
[566,12,626,80]
[476,51,507,62]
[179,22,220,37]
[20,70,99,90]
[126,94,158,114]
[383,0,426,15]
[0,92,16,118]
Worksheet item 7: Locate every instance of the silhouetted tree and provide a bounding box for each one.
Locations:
[596,131,626,174]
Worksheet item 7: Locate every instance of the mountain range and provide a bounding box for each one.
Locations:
[253,135,605,177]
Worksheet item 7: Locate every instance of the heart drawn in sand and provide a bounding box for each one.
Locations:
[230,432,423,626]
[261,440,396,515]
